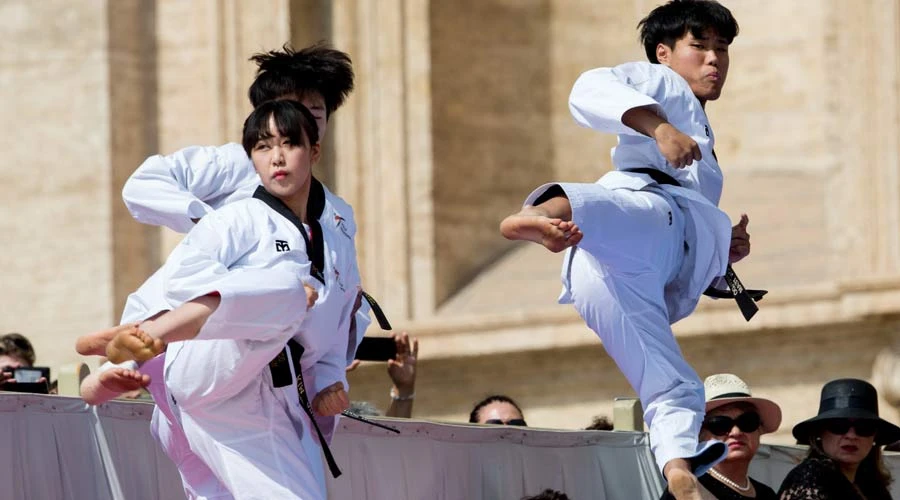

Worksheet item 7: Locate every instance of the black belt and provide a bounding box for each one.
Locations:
[269,338,342,478]
[624,168,767,321]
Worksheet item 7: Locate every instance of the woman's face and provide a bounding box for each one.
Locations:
[700,404,761,463]
[819,419,876,467]
[251,115,319,203]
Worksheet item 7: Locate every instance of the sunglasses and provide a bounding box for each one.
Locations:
[484,418,527,427]
[822,419,878,437]
[703,412,761,436]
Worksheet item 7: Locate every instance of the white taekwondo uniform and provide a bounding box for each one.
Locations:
[120,144,371,499]
[524,62,733,474]
[122,142,372,349]
[122,180,361,499]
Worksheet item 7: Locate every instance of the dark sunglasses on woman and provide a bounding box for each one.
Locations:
[484,418,527,427]
[703,412,761,436]
[822,419,878,437]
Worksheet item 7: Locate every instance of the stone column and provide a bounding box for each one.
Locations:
[154,0,293,255]
[109,0,160,317]
[823,0,900,281]
[331,0,435,320]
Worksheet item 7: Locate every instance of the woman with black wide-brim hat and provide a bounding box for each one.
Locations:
[778,378,900,500]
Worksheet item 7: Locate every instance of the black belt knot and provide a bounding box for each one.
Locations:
[622,168,767,321]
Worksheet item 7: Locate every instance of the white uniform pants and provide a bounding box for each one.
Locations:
[143,354,233,500]
[165,337,327,500]
[552,182,725,474]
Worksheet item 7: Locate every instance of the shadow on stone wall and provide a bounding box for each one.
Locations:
[431,0,554,306]
[110,0,160,318]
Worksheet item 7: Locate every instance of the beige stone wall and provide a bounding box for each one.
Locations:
[348,318,900,444]
[430,0,555,306]
[1,0,123,367]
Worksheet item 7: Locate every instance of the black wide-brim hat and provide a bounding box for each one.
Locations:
[792,378,900,445]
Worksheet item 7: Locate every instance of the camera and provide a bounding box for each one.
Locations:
[1,366,50,394]
[14,368,44,383]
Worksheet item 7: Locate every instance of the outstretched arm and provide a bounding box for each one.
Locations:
[569,63,668,136]
[122,143,258,233]
[130,294,221,345]
[106,208,317,363]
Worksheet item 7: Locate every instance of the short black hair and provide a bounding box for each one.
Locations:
[585,415,614,431]
[241,100,319,157]
[248,42,354,115]
[521,489,570,500]
[469,394,524,423]
[638,0,739,63]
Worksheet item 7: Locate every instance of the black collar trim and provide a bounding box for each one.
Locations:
[253,178,326,284]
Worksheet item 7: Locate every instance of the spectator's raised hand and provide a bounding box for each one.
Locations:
[729,214,751,264]
[388,332,418,396]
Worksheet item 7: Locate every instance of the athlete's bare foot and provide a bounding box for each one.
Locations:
[106,327,164,364]
[304,283,318,309]
[500,207,583,253]
[99,367,150,393]
[76,324,139,356]
[667,468,703,500]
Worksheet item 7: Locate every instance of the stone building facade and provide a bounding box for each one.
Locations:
[2,0,900,445]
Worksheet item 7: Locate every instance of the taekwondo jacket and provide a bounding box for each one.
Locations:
[122,181,362,401]
[563,62,733,322]
[122,143,371,366]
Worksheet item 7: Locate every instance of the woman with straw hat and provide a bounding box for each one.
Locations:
[661,373,782,499]
[779,378,898,500]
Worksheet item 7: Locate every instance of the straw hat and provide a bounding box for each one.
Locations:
[704,373,782,434]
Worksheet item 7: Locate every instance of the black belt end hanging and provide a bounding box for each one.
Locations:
[705,265,767,322]
[361,290,392,331]
[269,339,342,478]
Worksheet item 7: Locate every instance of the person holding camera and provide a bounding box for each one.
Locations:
[0,333,47,391]
[347,332,419,418]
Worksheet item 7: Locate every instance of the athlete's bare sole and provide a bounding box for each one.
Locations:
[106,327,164,364]
[667,468,705,500]
[500,207,583,253]
[76,324,139,356]
[99,367,151,393]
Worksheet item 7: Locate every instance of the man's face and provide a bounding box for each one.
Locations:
[657,28,730,104]
[0,354,26,370]
[282,92,328,142]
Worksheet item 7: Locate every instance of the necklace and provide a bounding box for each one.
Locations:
[709,468,752,492]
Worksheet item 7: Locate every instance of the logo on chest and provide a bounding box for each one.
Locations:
[334,267,345,292]
[275,240,290,252]
[335,215,352,241]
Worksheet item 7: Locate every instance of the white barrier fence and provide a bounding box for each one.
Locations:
[1,393,898,499]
